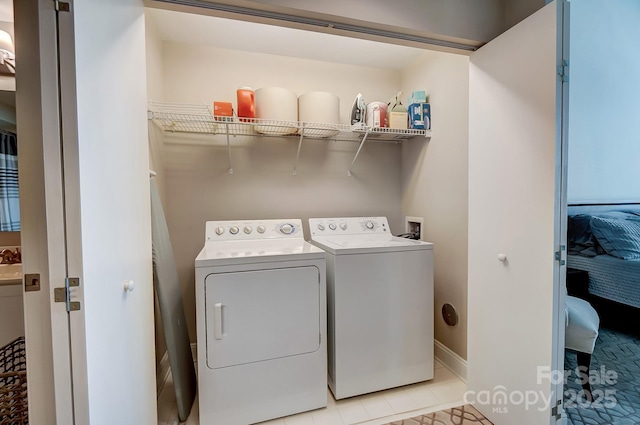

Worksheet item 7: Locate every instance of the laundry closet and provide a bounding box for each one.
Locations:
[144,2,562,424]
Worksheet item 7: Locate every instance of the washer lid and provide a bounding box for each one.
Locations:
[310,235,433,255]
[196,239,325,267]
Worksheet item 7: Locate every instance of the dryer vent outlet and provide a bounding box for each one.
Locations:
[442,303,459,327]
[405,216,424,240]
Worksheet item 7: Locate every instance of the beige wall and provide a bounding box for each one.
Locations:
[161,42,401,124]
[401,51,470,360]
[159,42,406,343]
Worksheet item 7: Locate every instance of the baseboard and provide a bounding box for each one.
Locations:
[434,339,467,383]
[156,350,171,397]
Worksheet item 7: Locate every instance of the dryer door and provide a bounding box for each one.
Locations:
[205,266,321,369]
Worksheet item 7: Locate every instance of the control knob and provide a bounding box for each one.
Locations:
[229,226,239,235]
[280,224,294,234]
[257,225,266,234]
[317,224,325,231]
[243,226,252,234]
[340,222,348,230]
[366,221,374,229]
[215,226,225,235]
[328,223,337,230]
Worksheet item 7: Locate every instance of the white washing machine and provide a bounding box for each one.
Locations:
[195,219,327,425]
[309,216,434,400]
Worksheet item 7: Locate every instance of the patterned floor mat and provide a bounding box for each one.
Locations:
[386,404,493,425]
[565,327,640,425]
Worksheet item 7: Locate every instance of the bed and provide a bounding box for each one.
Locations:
[566,203,640,309]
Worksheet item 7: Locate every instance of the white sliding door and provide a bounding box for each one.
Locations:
[468,2,566,424]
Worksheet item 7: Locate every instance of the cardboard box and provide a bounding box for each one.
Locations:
[388,111,408,129]
[213,101,234,121]
[409,91,427,105]
[408,103,431,130]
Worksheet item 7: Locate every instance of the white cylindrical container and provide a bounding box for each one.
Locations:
[298,91,340,138]
[254,87,298,135]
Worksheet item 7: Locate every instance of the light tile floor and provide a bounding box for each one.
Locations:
[158,360,467,425]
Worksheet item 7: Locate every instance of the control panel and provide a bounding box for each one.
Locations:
[205,219,302,242]
[309,217,390,236]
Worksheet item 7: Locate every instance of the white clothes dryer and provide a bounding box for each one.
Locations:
[195,219,327,425]
[309,216,434,400]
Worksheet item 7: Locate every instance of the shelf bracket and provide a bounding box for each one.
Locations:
[293,124,305,176]
[224,122,233,174]
[348,128,371,176]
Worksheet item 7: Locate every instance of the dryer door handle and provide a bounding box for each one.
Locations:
[214,302,224,340]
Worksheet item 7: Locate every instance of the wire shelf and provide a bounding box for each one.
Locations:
[148,102,430,141]
[148,101,431,176]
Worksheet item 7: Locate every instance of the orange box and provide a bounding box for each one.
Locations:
[213,102,233,121]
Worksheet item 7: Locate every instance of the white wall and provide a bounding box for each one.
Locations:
[159,42,405,342]
[401,51,470,360]
[567,0,640,203]
[73,0,156,423]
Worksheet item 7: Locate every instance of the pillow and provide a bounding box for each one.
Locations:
[568,211,638,248]
[589,216,640,260]
[567,215,595,247]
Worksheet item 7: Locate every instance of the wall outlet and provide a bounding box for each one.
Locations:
[405,216,424,240]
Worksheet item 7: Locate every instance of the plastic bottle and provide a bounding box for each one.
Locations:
[237,87,255,121]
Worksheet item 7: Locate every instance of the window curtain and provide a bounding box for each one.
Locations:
[0,131,19,231]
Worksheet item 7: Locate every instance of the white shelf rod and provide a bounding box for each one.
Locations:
[348,128,371,177]
[293,124,305,176]
[224,122,233,174]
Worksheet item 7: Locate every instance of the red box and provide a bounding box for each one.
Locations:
[213,102,233,121]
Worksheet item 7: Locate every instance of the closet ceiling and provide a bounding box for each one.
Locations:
[146,7,431,70]
[2,1,432,69]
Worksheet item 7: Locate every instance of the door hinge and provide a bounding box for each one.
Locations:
[54,277,81,312]
[551,399,563,420]
[55,0,70,12]
[555,245,566,266]
[557,60,569,82]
